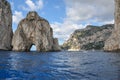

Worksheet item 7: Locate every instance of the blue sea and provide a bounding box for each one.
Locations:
[0,50,120,80]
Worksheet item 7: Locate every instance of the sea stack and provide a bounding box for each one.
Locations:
[12,11,61,52]
[104,0,120,51]
[0,0,13,50]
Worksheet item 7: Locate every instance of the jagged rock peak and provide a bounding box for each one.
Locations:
[12,11,61,52]
[26,11,44,20]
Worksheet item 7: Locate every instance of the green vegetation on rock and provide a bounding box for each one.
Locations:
[62,24,114,51]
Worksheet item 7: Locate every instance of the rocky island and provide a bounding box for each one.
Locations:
[12,11,61,52]
[0,0,13,50]
[62,24,113,51]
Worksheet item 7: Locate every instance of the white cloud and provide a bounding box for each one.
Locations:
[65,0,114,22]
[51,21,86,42]
[13,11,24,24]
[104,20,114,24]
[26,0,36,10]
[22,0,43,11]
[66,5,95,22]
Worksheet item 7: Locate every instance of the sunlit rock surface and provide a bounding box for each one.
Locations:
[62,24,113,51]
[0,0,13,50]
[12,11,60,52]
[104,0,120,51]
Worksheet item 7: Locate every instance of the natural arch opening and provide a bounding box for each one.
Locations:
[30,45,36,51]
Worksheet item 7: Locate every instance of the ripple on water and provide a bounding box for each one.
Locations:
[0,51,120,80]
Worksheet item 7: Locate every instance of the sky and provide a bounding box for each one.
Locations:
[7,0,114,45]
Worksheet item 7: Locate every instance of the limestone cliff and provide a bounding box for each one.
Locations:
[0,0,13,50]
[104,0,120,51]
[12,11,61,52]
[62,24,113,51]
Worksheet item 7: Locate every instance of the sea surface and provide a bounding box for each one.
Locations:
[0,50,120,80]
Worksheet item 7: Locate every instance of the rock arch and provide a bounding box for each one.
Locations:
[12,11,61,52]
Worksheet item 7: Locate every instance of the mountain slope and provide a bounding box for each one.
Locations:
[62,24,114,51]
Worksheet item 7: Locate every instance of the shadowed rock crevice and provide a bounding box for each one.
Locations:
[12,11,61,52]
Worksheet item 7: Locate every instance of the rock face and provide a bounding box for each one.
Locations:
[0,0,13,50]
[62,24,113,51]
[104,0,120,51]
[12,11,60,52]
[53,38,61,51]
